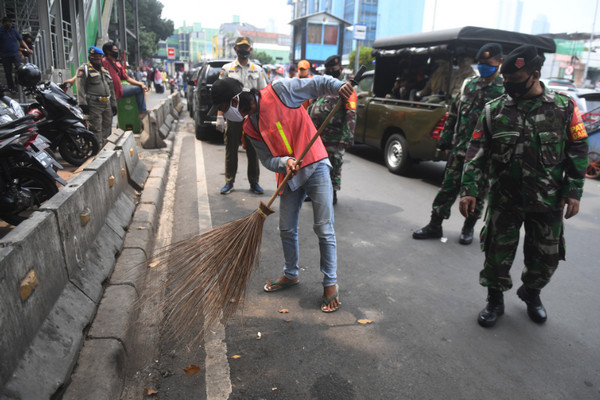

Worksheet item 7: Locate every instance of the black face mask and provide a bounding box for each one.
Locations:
[325,69,341,78]
[112,51,119,59]
[236,50,250,59]
[504,73,535,99]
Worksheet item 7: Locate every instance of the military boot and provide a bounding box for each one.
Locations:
[517,285,547,324]
[459,216,477,245]
[412,212,443,239]
[478,288,504,328]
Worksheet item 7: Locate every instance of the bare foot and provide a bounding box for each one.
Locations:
[263,275,299,292]
[321,284,340,312]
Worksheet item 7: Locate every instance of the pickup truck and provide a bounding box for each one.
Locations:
[353,26,556,175]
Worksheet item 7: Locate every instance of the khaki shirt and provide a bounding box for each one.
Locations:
[76,63,117,108]
[220,59,267,90]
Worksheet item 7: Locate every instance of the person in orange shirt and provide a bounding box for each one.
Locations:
[297,60,313,109]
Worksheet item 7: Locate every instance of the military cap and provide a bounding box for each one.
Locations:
[500,44,543,74]
[475,43,503,61]
[324,55,341,68]
[88,46,104,56]
[298,60,310,70]
[235,36,252,46]
[208,77,243,116]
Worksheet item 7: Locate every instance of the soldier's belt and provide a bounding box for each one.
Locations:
[87,95,111,102]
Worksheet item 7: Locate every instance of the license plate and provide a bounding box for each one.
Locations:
[34,151,51,167]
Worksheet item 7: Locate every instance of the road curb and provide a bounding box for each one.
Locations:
[0,94,179,399]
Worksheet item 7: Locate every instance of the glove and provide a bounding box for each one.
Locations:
[80,104,90,114]
[112,106,117,116]
[215,115,225,133]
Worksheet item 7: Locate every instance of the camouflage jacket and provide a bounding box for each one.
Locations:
[307,90,357,148]
[439,75,504,157]
[461,86,589,212]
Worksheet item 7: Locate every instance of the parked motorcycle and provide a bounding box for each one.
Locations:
[0,86,67,225]
[17,63,100,166]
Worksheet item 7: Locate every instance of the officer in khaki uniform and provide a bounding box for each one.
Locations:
[76,46,117,147]
[216,36,267,195]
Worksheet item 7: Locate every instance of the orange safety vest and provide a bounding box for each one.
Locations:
[244,85,328,186]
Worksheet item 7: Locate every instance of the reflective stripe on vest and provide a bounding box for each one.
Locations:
[275,121,293,155]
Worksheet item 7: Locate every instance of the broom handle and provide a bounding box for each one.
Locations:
[265,65,367,209]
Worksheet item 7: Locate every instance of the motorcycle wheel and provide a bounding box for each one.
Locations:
[58,130,100,166]
[0,166,59,226]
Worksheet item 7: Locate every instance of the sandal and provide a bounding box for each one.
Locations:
[263,279,299,292]
[321,284,341,313]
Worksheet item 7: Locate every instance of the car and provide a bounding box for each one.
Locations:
[185,67,201,116]
[541,78,577,92]
[192,59,233,140]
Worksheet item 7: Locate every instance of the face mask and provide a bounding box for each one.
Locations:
[223,94,244,122]
[503,74,535,99]
[477,64,498,78]
[112,51,119,59]
[236,50,250,59]
[325,69,341,78]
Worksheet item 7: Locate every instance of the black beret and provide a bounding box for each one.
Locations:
[500,45,544,74]
[208,78,243,116]
[324,55,341,68]
[475,43,503,60]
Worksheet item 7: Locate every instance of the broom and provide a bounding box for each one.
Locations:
[149,66,367,344]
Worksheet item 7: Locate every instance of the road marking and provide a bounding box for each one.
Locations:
[195,138,233,399]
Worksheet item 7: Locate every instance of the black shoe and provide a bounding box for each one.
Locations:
[220,182,234,195]
[250,183,264,194]
[478,289,504,328]
[413,222,443,239]
[459,227,474,245]
[517,285,547,324]
[413,212,443,239]
[333,190,337,205]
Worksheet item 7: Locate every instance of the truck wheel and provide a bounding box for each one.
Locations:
[384,133,411,175]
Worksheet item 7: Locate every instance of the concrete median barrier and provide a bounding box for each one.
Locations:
[0,126,173,399]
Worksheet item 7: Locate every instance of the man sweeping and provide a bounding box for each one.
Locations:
[208,75,353,312]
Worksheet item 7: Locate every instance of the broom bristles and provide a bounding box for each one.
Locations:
[144,202,274,344]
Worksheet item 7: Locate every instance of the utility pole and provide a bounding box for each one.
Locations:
[583,0,599,84]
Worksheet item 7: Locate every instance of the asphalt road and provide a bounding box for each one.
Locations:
[119,104,600,400]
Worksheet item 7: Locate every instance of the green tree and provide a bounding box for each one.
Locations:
[253,51,274,65]
[120,0,174,64]
[348,47,375,73]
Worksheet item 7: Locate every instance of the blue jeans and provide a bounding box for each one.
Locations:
[121,84,147,113]
[279,162,337,287]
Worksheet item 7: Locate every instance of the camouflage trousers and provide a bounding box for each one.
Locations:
[87,99,113,147]
[325,145,345,191]
[432,152,485,220]
[479,208,566,291]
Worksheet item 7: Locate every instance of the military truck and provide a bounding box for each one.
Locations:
[354,26,556,175]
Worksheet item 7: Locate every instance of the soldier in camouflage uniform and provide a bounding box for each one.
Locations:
[76,46,117,147]
[413,43,504,244]
[459,45,589,328]
[307,55,357,205]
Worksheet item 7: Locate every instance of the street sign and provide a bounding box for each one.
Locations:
[353,24,367,41]
[167,48,175,60]
[565,65,574,76]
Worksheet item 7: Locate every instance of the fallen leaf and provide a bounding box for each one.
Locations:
[272,387,278,391]
[137,226,146,230]
[284,319,292,323]
[278,309,289,313]
[357,319,373,325]
[230,354,242,359]
[256,332,262,340]
[148,261,160,268]
[184,364,201,375]
[144,387,158,395]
